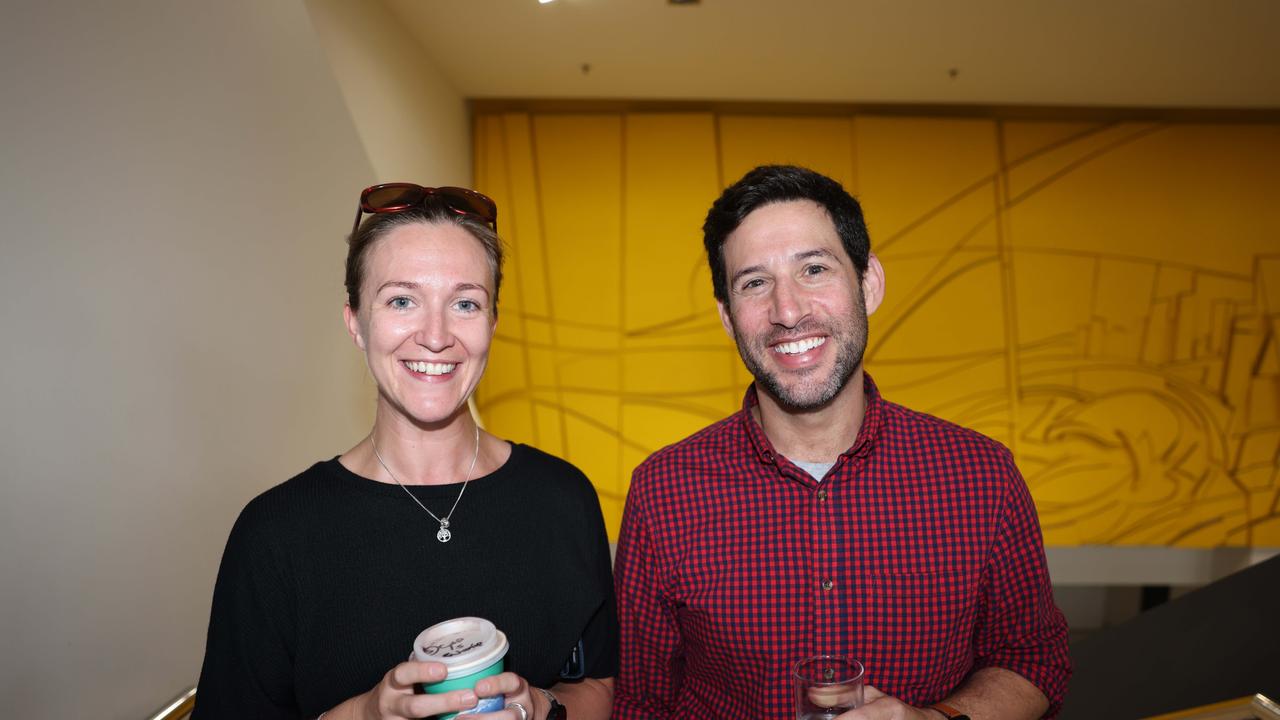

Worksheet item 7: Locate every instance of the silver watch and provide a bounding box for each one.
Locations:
[536,687,566,720]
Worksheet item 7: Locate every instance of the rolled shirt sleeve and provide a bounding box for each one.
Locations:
[971,452,1072,716]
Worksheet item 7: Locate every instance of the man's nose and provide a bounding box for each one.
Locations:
[770,280,809,328]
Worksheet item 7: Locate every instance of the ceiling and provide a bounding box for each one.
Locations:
[383,0,1280,109]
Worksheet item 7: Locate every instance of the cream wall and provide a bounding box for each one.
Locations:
[0,1,465,717]
[307,0,471,184]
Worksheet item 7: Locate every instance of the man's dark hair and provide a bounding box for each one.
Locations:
[702,164,870,305]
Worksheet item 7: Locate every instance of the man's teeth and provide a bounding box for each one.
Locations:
[405,361,457,375]
[773,337,827,355]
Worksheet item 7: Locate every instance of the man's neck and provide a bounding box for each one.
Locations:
[752,368,867,463]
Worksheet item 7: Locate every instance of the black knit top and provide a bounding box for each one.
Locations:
[193,444,618,719]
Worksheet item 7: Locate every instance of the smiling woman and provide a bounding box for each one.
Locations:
[345,220,499,431]
[191,185,618,720]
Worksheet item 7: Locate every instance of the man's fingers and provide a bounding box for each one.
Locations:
[808,685,862,708]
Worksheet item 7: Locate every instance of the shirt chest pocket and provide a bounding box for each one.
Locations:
[853,570,980,702]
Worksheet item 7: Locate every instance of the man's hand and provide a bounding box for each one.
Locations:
[836,667,1050,720]
[834,685,939,720]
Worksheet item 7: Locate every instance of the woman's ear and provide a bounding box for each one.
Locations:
[343,304,366,351]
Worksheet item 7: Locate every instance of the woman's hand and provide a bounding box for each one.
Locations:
[325,666,551,720]
[469,671,542,720]
[323,660,481,720]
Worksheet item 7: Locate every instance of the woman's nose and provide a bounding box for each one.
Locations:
[414,308,453,351]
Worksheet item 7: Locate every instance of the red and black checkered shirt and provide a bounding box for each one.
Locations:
[613,375,1070,719]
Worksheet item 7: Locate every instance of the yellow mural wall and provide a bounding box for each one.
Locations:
[473,110,1280,548]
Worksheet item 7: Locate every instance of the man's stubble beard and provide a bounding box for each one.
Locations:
[731,299,868,413]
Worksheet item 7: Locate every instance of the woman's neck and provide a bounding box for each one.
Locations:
[361,405,481,486]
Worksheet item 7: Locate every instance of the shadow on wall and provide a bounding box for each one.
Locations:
[1061,553,1280,719]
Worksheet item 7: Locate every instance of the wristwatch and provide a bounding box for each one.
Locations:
[928,701,971,720]
[536,687,567,720]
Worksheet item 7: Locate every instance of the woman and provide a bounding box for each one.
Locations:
[193,184,617,720]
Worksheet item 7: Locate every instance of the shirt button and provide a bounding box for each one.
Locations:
[817,489,827,503]
[821,579,834,591]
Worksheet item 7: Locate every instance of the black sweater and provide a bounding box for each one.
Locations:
[193,444,618,719]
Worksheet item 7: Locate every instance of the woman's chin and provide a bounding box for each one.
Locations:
[409,404,473,428]
[377,395,470,429]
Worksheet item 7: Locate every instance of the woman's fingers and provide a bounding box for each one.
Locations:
[467,700,529,720]
[466,672,535,720]
[367,661,476,719]
[395,688,479,718]
[388,660,448,690]
[474,671,525,698]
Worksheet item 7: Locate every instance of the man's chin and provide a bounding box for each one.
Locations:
[758,378,840,413]
[756,359,865,413]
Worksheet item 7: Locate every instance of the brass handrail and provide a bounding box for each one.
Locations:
[147,686,196,720]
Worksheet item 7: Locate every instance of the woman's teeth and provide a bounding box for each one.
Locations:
[773,337,826,355]
[404,361,457,375]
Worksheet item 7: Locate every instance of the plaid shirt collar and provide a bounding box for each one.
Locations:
[739,371,885,469]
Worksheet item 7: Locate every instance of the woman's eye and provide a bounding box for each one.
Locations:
[389,296,413,310]
[455,299,481,312]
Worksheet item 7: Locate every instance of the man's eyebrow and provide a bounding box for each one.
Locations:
[729,248,844,287]
[729,264,767,288]
[795,248,841,263]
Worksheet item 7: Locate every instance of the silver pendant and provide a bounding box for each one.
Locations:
[436,521,452,543]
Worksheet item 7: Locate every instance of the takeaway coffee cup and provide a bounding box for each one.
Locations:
[412,616,510,719]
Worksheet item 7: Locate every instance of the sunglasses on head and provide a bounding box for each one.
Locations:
[353,183,498,236]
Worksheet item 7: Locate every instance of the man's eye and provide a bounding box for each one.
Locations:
[740,278,765,291]
[804,264,827,276]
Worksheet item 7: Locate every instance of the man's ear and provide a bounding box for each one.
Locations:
[861,253,886,316]
[717,298,736,340]
[343,304,366,351]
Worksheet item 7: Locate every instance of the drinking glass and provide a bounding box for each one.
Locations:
[793,655,865,720]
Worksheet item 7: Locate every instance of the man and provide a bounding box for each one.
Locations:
[612,165,1070,720]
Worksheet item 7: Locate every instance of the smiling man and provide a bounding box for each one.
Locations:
[612,165,1070,720]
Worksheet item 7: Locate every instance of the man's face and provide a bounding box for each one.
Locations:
[717,200,883,412]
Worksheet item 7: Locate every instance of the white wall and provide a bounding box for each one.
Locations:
[0,1,464,717]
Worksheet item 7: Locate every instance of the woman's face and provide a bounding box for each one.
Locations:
[344,221,497,428]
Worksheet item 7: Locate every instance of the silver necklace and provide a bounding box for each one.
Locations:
[371,424,480,543]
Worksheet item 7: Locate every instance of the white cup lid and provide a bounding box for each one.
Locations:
[412,616,509,678]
